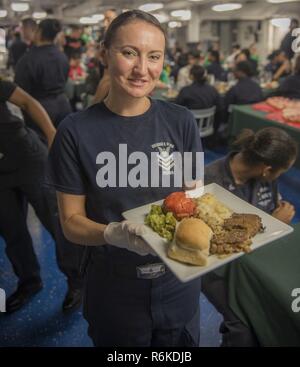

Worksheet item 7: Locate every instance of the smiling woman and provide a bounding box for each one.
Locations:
[101,10,166,111]
[46,9,204,347]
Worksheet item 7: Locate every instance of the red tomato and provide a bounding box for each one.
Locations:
[163,192,196,220]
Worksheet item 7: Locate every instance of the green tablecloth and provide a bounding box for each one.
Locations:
[222,223,300,346]
[229,105,300,169]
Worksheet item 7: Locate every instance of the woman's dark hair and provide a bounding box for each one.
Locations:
[235,61,254,77]
[38,19,62,42]
[103,9,166,48]
[190,65,206,84]
[232,127,298,170]
[294,55,300,75]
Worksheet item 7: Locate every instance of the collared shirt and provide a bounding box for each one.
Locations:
[225,77,263,108]
[280,31,297,60]
[205,152,279,214]
[277,75,300,100]
[206,62,227,82]
[175,82,223,117]
[15,44,69,100]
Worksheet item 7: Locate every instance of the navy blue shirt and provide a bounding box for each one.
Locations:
[225,77,263,107]
[205,153,279,214]
[280,31,297,60]
[206,62,227,82]
[0,80,47,187]
[0,80,23,128]
[276,74,300,100]
[15,44,69,99]
[175,82,222,111]
[46,99,203,226]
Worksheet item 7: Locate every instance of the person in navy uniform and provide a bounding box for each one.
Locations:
[46,10,203,347]
[206,50,227,82]
[175,64,224,140]
[280,18,299,61]
[272,54,300,100]
[202,127,298,347]
[0,80,84,313]
[15,18,71,133]
[235,48,258,76]
[265,50,291,82]
[175,64,222,111]
[225,61,263,109]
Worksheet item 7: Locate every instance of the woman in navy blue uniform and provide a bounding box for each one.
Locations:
[15,19,71,132]
[202,127,298,346]
[47,10,203,347]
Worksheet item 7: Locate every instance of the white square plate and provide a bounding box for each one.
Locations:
[122,183,293,282]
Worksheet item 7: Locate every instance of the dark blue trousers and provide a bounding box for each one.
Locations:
[83,250,201,347]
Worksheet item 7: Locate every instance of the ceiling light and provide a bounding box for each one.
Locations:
[79,17,98,25]
[92,14,104,21]
[271,18,291,28]
[139,3,164,12]
[11,2,30,12]
[0,10,7,18]
[171,10,192,20]
[168,21,182,28]
[33,11,47,19]
[267,0,299,3]
[212,3,242,12]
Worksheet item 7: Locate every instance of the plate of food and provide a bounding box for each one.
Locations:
[122,183,293,282]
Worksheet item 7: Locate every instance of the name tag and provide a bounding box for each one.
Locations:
[136,263,166,279]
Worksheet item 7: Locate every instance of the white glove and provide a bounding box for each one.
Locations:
[104,220,156,256]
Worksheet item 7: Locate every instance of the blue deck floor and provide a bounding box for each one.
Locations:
[0,147,299,347]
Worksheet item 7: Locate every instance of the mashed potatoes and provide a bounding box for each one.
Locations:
[194,193,233,233]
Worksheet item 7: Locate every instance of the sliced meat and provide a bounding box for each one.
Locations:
[212,228,249,245]
[224,213,263,237]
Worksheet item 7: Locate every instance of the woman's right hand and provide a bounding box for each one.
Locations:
[104,220,156,256]
[272,201,295,224]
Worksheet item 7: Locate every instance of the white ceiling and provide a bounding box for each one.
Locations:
[1,0,300,24]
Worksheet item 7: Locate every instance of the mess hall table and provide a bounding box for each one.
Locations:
[217,223,300,346]
[229,105,300,169]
